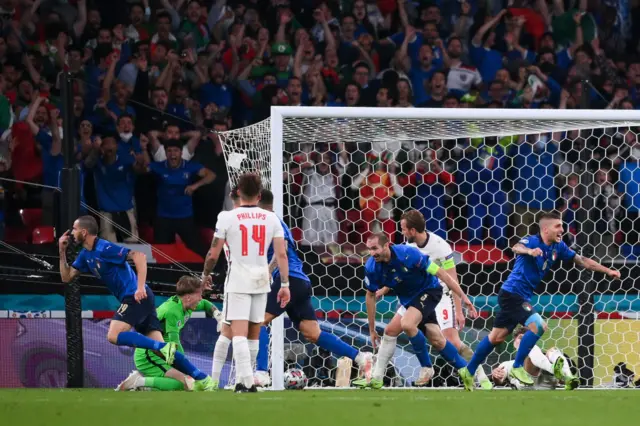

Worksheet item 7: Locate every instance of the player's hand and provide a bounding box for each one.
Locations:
[134,287,147,303]
[58,230,70,251]
[492,366,506,383]
[184,184,198,196]
[528,248,543,257]
[462,297,478,319]
[277,287,290,308]
[607,269,621,280]
[202,274,213,290]
[455,309,465,330]
[370,329,381,349]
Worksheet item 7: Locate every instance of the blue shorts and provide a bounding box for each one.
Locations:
[266,276,316,328]
[113,286,162,335]
[493,289,536,332]
[406,287,443,327]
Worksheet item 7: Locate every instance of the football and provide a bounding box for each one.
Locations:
[284,368,307,390]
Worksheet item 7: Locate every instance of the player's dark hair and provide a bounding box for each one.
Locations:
[401,210,426,233]
[237,172,262,200]
[259,189,274,207]
[230,185,240,201]
[368,232,389,246]
[176,276,202,296]
[513,326,528,339]
[537,211,562,222]
[77,215,99,236]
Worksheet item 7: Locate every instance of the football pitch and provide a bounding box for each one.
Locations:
[1,389,638,426]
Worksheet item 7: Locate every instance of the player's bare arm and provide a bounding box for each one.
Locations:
[203,237,226,277]
[375,287,390,299]
[434,267,478,318]
[58,231,80,283]
[273,237,291,307]
[269,240,287,275]
[512,243,543,257]
[573,254,621,279]
[446,265,465,326]
[128,251,148,302]
[365,290,380,348]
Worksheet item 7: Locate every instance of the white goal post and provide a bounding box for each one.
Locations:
[220,106,640,391]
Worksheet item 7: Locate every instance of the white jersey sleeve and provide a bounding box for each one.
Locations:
[406,233,455,289]
[215,211,232,261]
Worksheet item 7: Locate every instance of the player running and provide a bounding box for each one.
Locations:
[59,216,215,390]
[202,173,291,393]
[368,210,492,389]
[354,233,478,389]
[491,327,579,390]
[253,189,373,386]
[459,211,620,390]
[117,276,222,391]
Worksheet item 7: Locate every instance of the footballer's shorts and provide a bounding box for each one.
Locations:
[397,289,456,330]
[134,348,170,377]
[401,287,443,327]
[224,292,268,323]
[266,276,316,328]
[494,289,536,332]
[113,286,162,335]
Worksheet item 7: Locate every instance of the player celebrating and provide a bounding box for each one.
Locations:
[117,276,221,391]
[369,210,492,389]
[253,189,373,386]
[354,233,478,389]
[202,173,291,393]
[491,327,579,390]
[59,216,215,390]
[459,211,620,390]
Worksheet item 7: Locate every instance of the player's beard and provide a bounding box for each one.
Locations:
[406,235,415,244]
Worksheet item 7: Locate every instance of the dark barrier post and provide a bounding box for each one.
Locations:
[59,72,84,388]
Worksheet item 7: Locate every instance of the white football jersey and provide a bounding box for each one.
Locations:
[498,360,558,390]
[214,207,284,294]
[406,232,455,290]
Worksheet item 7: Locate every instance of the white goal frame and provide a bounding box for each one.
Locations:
[268,106,640,391]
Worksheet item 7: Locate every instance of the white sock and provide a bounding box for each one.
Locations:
[372,335,397,381]
[232,336,254,388]
[248,339,259,370]
[528,345,554,375]
[547,347,572,377]
[211,335,231,381]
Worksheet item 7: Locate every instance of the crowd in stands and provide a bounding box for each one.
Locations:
[0,0,638,261]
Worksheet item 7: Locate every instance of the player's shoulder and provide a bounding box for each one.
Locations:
[519,234,540,246]
[364,256,378,272]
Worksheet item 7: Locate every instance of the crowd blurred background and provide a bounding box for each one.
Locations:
[0,0,638,262]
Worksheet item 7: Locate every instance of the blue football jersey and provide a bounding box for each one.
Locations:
[72,239,139,302]
[364,244,441,307]
[267,219,310,283]
[501,234,576,301]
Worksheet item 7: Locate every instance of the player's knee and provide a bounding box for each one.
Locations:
[107,330,120,345]
[299,321,321,343]
[526,313,546,337]
[400,319,417,335]
[430,334,446,351]
[488,329,507,345]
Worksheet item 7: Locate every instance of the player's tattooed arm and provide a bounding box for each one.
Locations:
[268,240,287,275]
[512,243,543,257]
[573,255,621,279]
[203,237,225,277]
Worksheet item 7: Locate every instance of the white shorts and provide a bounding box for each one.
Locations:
[224,292,268,323]
[396,292,456,330]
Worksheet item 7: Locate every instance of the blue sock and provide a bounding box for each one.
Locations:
[256,326,270,372]
[116,332,165,351]
[408,330,432,368]
[467,336,495,375]
[173,351,207,381]
[513,331,541,368]
[439,341,467,370]
[316,331,358,360]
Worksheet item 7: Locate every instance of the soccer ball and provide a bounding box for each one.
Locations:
[284,368,307,390]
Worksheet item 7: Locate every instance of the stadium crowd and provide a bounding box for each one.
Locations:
[0,0,638,260]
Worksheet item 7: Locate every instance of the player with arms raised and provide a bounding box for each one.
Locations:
[459,211,621,390]
[354,233,478,389]
[202,173,291,393]
[253,189,373,386]
[59,216,214,390]
[368,210,491,389]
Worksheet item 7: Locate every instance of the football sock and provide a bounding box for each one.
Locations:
[316,331,358,360]
[439,340,467,369]
[144,377,184,391]
[408,330,432,368]
[373,335,397,380]
[233,336,254,388]
[528,345,554,375]
[513,331,540,369]
[248,339,259,370]
[116,332,165,350]
[467,336,495,375]
[173,350,207,381]
[256,326,270,372]
[212,335,231,381]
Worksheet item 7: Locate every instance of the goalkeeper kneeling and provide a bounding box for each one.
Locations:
[492,327,579,390]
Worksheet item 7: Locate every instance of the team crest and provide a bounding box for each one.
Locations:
[522,302,532,312]
[551,250,557,262]
[184,172,190,179]
[95,260,101,270]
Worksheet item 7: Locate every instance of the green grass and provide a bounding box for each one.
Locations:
[1,389,638,426]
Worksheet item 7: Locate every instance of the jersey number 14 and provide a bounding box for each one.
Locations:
[239,224,266,256]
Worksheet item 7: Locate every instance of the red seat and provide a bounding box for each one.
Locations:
[32,226,55,244]
[138,224,154,244]
[3,227,29,244]
[20,208,43,230]
[291,227,302,242]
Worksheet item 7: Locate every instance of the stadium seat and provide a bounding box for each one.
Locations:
[19,208,43,230]
[291,227,302,242]
[3,227,29,244]
[138,224,154,244]
[32,226,55,244]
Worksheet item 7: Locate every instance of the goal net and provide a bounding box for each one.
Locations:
[220,107,640,390]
